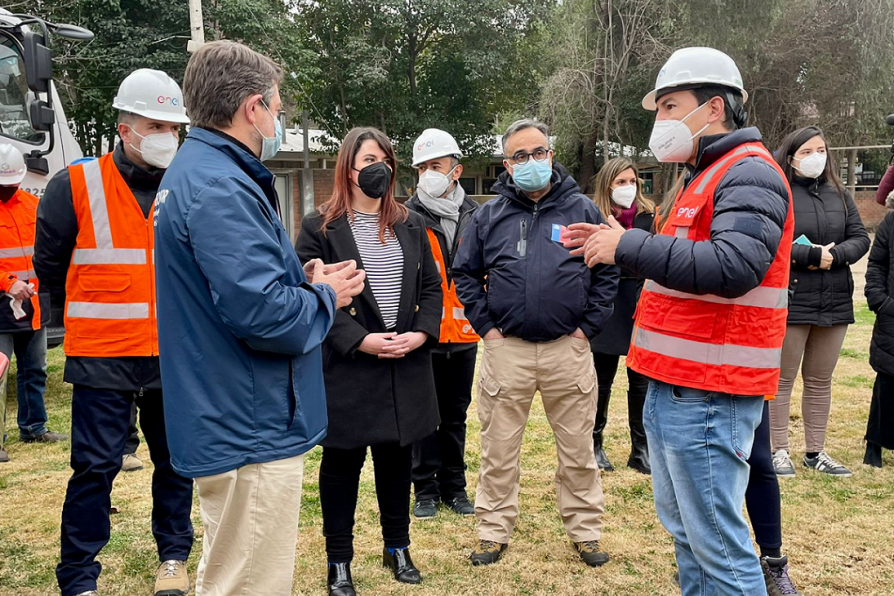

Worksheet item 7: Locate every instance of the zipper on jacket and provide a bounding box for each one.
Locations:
[138,386,144,398]
[517,219,527,257]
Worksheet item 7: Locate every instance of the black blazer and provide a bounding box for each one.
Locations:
[296,210,442,449]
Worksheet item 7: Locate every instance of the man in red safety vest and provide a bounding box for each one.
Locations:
[570,47,793,596]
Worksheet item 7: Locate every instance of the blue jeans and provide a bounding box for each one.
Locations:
[644,381,767,596]
[0,327,48,440]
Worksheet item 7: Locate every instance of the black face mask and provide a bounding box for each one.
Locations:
[354,162,392,200]
[0,186,18,202]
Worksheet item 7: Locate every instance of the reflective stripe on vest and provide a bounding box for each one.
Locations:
[426,227,479,344]
[627,143,794,396]
[64,153,157,357]
[0,246,33,258]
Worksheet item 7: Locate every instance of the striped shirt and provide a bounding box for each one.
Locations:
[349,210,404,329]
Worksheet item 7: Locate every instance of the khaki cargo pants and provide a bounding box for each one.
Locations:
[475,335,604,543]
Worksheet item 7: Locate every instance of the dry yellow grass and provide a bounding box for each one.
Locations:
[1,255,893,595]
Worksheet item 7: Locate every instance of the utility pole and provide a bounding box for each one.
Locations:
[187,0,205,53]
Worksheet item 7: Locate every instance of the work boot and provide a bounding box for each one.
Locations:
[864,441,883,468]
[122,453,145,473]
[444,494,474,515]
[154,560,189,596]
[761,555,801,595]
[592,385,614,471]
[382,547,422,584]
[413,498,438,518]
[469,540,507,566]
[327,562,355,596]
[627,427,650,475]
[21,430,68,443]
[572,540,610,567]
[0,447,8,463]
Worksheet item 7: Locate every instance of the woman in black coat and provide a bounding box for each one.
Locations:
[863,210,894,467]
[296,127,442,596]
[770,126,870,478]
[587,157,654,474]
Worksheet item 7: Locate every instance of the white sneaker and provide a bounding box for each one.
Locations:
[804,451,853,477]
[772,450,796,477]
[122,453,144,472]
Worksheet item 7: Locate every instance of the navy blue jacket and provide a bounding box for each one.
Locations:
[453,164,619,342]
[615,128,790,298]
[154,128,336,478]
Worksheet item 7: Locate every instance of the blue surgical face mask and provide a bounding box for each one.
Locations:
[511,156,553,192]
[253,100,282,162]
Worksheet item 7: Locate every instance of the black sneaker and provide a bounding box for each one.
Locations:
[470,540,507,566]
[572,540,610,567]
[21,431,68,443]
[444,495,474,515]
[761,555,801,595]
[413,499,438,518]
[803,451,852,477]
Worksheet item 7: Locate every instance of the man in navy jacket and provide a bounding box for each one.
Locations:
[154,41,363,596]
[453,119,619,568]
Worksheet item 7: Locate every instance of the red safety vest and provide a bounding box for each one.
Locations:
[64,153,157,357]
[426,228,479,344]
[0,189,42,329]
[627,143,794,396]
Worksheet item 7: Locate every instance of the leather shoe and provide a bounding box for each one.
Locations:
[328,562,355,596]
[382,547,422,584]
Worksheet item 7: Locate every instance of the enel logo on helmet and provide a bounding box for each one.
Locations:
[416,140,434,151]
[157,96,180,106]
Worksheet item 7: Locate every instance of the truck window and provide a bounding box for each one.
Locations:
[0,37,45,145]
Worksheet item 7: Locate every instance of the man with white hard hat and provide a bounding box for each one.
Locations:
[0,144,67,465]
[34,69,194,596]
[568,47,794,595]
[405,129,479,519]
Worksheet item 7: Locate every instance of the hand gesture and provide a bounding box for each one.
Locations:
[313,260,366,308]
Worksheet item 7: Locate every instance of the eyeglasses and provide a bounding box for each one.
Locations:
[509,147,550,164]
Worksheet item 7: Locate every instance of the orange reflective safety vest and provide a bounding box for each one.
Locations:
[64,153,157,357]
[426,228,479,344]
[0,189,42,329]
[627,143,794,396]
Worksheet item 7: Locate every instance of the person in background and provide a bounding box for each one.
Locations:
[453,119,619,568]
[863,208,894,468]
[155,41,363,596]
[580,47,793,595]
[35,69,195,596]
[875,161,894,207]
[576,157,654,474]
[0,143,66,465]
[406,128,479,518]
[769,126,870,478]
[296,127,442,596]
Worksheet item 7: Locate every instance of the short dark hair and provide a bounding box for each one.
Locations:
[692,85,747,131]
[183,40,284,129]
[117,111,138,127]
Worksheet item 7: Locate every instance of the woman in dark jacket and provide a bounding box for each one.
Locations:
[587,157,654,474]
[296,127,442,596]
[863,210,894,467]
[770,126,870,478]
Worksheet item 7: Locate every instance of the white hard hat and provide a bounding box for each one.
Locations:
[0,144,26,185]
[412,128,462,167]
[642,47,748,110]
[113,69,189,123]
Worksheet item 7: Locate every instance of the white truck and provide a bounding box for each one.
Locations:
[0,10,92,345]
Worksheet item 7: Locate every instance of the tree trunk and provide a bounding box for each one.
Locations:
[847,148,858,193]
[579,130,601,194]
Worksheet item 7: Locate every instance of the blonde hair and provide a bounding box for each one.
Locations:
[591,157,654,221]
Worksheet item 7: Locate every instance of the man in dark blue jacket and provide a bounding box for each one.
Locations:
[154,41,364,596]
[453,119,619,568]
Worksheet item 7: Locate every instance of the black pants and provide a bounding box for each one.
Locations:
[866,372,894,450]
[592,353,649,443]
[320,443,412,563]
[412,347,476,501]
[745,400,782,551]
[56,387,194,596]
[125,402,139,456]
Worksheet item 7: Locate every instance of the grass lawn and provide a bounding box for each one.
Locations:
[1,256,893,595]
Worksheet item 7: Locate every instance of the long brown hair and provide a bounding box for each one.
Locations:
[774,126,846,197]
[320,127,408,242]
[591,157,655,221]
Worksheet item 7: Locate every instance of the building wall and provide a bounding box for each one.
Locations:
[855,190,887,231]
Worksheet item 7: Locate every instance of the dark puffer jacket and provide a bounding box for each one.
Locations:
[865,211,894,375]
[787,177,869,326]
[615,128,790,299]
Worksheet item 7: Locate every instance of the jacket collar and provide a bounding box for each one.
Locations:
[112,142,165,191]
[491,162,581,211]
[689,127,764,176]
[406,192,478,230]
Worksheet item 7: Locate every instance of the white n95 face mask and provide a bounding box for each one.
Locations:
[793,152,826,179]
[131,130,179,169]
[648,102,710,163]
[611,185,637,208]
[417,167,456,198]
